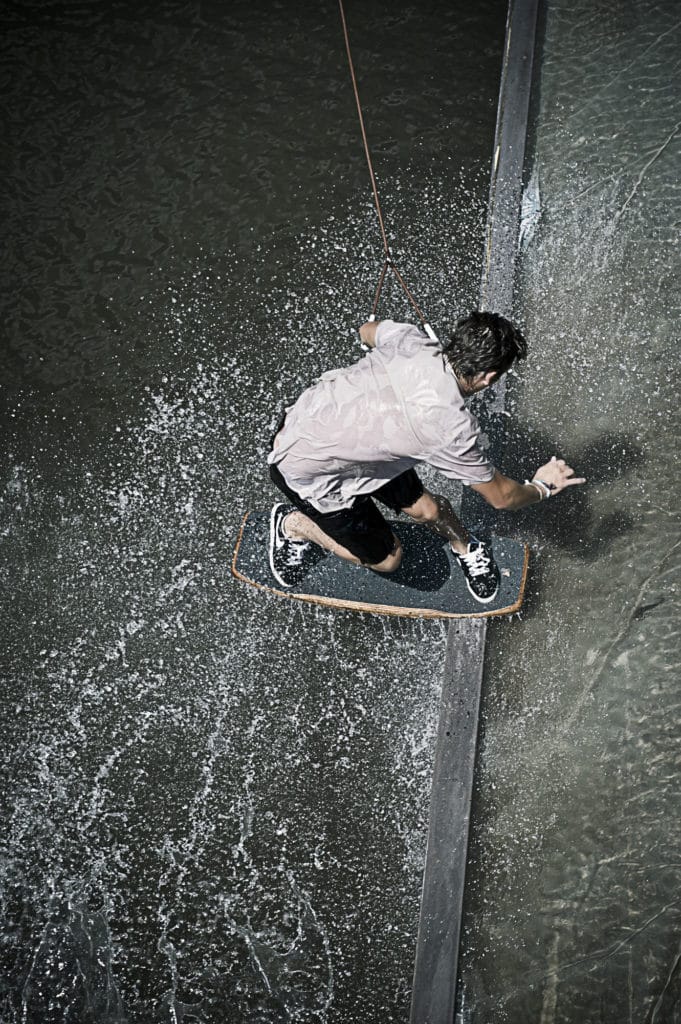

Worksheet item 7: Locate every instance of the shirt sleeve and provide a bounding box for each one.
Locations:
[429,447,495,485]
[427,417,495,485]
[375,319,424,353]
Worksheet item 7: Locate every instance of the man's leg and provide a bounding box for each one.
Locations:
[368,472,469,553]
[283,509,402,573]
[400,490,470,554]
[401,488,500,604]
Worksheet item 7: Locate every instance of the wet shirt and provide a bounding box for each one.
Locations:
[268,319,494,512]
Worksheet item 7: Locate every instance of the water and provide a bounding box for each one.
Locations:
[1,2,508,1021]
[459,1,681,1021]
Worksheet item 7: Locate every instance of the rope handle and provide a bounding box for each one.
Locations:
[339,0,437,337]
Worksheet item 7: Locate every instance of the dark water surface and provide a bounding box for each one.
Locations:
[1,3,507,1021]
[459,2,681,1022]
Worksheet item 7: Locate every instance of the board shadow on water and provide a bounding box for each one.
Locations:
[384,529,451,592]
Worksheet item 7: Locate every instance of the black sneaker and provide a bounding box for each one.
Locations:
[269,503,316,588]
[454,537,500,604]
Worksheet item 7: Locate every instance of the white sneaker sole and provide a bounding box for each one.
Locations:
[269,502,292,588]
[463,579,499,604]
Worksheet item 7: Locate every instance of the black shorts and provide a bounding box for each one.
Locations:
[269,462,424,565]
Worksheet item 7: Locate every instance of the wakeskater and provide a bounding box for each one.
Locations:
[267,312,584,604]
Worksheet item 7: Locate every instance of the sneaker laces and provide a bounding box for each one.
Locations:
[285,538,310,567]
[459,544,491,577]
[276,516,311,566]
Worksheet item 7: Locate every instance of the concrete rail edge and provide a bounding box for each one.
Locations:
[409,2,540,1021]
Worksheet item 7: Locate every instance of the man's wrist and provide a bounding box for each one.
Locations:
[534,477,556,497]
[524,479,549,501]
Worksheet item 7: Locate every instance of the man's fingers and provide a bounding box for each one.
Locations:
[555,464,586,489]
[538,457,586,492]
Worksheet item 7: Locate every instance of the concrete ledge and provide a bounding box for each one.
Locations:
[410,2,540,1021]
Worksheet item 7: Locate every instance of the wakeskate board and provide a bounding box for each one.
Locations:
[232,511,529,619]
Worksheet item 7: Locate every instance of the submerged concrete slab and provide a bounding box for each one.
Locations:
[410,2,540,1020]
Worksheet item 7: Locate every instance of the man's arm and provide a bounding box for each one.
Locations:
[471,458,585,510]
[358,321,379,348]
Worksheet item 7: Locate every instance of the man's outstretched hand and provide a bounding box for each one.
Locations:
[533,456,586,495]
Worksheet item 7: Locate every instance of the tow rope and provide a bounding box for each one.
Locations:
[338,0,439,341]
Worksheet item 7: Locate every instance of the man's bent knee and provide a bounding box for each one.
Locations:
[368,536,403,573]
[402,491,439,523]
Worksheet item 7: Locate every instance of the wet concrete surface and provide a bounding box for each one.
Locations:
[458,2,681,1021]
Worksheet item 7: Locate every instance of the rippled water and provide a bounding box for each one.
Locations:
[459,1,681,1021]
[1,2,508,1021]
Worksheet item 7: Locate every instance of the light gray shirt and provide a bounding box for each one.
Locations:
[268,319,494,512]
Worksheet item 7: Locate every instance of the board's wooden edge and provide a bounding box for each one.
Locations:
[231,512,531,620]
[230,511,251,579]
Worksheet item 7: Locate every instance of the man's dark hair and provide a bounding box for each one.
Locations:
[442,311,527,379]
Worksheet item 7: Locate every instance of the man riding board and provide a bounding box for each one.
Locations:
[267,312,585,603]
